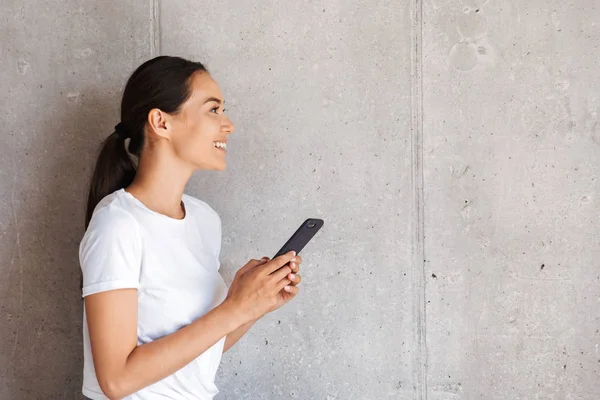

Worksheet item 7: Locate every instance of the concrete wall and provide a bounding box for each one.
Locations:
[1,0,598,399]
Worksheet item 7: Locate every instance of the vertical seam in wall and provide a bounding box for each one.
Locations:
[151,0,161,57]
[410,0,427,399]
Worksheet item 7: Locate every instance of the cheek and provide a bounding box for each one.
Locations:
[171,119,217,164]
[175,132,211,157]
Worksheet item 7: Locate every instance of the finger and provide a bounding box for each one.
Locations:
[271,263,293,284]
[263,251,297,274]
[276,277,293,292]
[239,257,270,277]
[287,273,301,285]
[290,256,302,273]
[257,257,270,265]
[283,285,299,295]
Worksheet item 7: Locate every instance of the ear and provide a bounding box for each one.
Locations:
[147,108,171,140]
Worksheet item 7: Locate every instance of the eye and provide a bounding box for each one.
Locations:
[210,106,226,114]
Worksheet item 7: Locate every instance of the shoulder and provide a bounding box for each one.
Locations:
[80,191,142,270]
[84,190,141,240]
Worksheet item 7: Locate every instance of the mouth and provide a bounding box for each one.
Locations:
[213,141,227,153]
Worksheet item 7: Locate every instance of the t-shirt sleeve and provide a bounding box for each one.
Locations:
[79,204,142,298]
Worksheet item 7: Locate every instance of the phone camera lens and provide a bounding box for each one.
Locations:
[307,222,316,228]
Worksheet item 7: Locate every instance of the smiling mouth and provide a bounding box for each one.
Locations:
[213,142,227,152]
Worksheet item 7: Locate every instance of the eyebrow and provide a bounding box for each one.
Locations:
[203,97,224,105]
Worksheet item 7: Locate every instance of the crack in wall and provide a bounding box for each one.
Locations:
[151,0,161,57]
[410,0,427,399]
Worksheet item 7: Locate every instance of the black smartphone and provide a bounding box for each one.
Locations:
[273,218,324,260]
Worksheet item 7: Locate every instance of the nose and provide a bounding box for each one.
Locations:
[222,115,235,135]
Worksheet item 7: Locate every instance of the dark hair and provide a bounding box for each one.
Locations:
[85,56,208,228]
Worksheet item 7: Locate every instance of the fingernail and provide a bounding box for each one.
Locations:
[289,273,295,279]
[291,251,296,256]
[284,285,291,291]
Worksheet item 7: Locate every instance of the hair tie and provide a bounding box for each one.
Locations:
[114,122,130,140]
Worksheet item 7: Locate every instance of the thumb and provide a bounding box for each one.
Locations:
[238,257,270,275]
[256,256,270,265]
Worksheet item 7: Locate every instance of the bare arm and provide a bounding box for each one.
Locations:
[85,289,244,399]
[223,317,259,353]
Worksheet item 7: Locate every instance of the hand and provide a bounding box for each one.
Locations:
[224,251,298,325]
[267,255,302,313]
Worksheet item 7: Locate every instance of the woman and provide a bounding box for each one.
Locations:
[80,56,302,399]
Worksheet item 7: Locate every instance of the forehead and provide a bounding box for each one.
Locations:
[187,71,223,103]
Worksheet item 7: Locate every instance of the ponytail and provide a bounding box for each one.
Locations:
[85,128,136,228]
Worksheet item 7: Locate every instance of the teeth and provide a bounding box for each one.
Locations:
[213,142,227,149]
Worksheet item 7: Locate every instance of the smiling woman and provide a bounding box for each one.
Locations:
[79,56,303,399]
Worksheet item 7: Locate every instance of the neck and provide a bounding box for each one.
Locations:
[126,147,193,220]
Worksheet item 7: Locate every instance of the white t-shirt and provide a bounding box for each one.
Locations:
[79,188,229,399]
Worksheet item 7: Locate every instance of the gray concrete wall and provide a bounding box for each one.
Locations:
[0,0,598,399]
